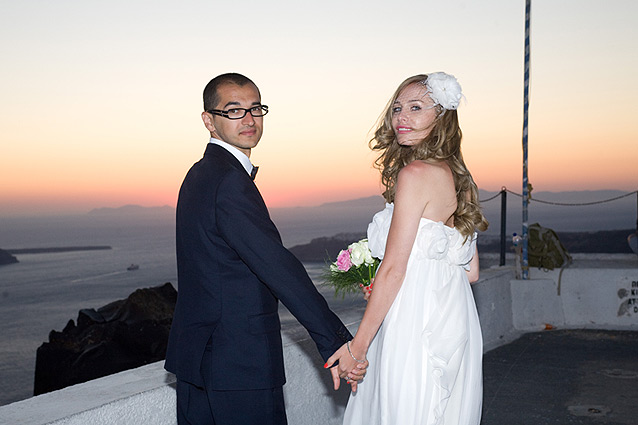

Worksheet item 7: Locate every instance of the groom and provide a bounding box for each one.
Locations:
[165,73,363,425]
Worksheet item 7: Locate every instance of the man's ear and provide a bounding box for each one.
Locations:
[202,111,215,133]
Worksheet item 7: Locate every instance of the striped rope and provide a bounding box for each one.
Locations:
[480,189,637,206]
[479,192,503,203]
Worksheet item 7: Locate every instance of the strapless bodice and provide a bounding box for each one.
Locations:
[367,203,476,270]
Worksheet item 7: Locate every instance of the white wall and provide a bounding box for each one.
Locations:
[512,266,638,330]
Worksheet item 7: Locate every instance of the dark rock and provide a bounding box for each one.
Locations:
[0,248,18,266]
[34,282,177,395]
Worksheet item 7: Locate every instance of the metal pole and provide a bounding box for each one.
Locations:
[522,0,531,279]
[499,188,507,266]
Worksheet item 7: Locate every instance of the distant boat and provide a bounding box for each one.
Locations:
[126,264,139,271]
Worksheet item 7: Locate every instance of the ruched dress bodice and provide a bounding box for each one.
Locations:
[367,203,476,268]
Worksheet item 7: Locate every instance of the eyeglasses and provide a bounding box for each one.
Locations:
[207,105,269,120]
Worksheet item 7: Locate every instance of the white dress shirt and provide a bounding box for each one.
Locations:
[208,138,256,177]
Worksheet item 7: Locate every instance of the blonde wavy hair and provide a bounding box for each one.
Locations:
[370,74,488,238]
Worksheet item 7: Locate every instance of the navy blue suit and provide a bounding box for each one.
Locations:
[165,143,351,423]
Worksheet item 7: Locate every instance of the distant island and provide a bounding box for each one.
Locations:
[0,248,18,266]
[288,233,366,262]
[6,246,112,255]
[289,229,637,263]
[478,229,635,254]
[88,205,174,216]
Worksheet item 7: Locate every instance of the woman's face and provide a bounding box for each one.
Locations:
[391,83,438,146]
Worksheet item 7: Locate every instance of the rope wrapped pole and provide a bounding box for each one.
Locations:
[500,188,507,266]
[521,0,531,279]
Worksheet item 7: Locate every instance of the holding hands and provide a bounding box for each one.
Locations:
[325,340,369,392]
[325,279,374,392]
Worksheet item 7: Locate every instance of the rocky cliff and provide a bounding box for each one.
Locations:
[34,282,177,395]
[289,232,366,263]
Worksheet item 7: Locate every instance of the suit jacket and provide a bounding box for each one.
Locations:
[165,143,351,390]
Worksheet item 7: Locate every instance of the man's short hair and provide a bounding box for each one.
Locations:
[203,73,259,111]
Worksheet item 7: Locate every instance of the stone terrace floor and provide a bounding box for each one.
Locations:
[481,329,638,425]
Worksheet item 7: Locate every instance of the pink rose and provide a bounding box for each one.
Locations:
[336,249,352,271]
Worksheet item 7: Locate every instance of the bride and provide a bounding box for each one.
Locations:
[327,73,489,425]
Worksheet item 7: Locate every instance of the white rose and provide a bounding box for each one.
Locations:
[416,222,450,260]
[348,240,368,267]
[362,243,375,266]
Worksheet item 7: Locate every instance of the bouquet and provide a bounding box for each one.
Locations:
[324,238,380,297]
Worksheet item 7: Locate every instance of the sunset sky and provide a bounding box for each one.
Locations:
[1,0,636,217]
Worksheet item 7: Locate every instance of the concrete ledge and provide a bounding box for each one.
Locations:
[0,362,176,425]
[511,278,566,329]
[280,330,353,425]
[0,332,354,425]
[472,267,521,351]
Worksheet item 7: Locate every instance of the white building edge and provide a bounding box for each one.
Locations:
[1,254,636,425]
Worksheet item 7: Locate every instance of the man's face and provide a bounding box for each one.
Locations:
[203,82,264,156]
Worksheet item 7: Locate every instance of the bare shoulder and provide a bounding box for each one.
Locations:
[396,160,456,222]
[398,160,452,183]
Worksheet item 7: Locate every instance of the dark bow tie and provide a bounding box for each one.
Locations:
[250,166,259,180]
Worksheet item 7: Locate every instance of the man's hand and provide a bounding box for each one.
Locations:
[329,362,367,391]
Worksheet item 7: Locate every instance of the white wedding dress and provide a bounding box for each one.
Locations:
[343,204,482,425]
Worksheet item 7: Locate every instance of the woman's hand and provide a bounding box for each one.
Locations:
[359,278,374,301]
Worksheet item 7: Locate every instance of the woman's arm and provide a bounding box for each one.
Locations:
[466,245,480,283]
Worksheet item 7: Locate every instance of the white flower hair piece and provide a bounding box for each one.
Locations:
[422,72,464,111]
